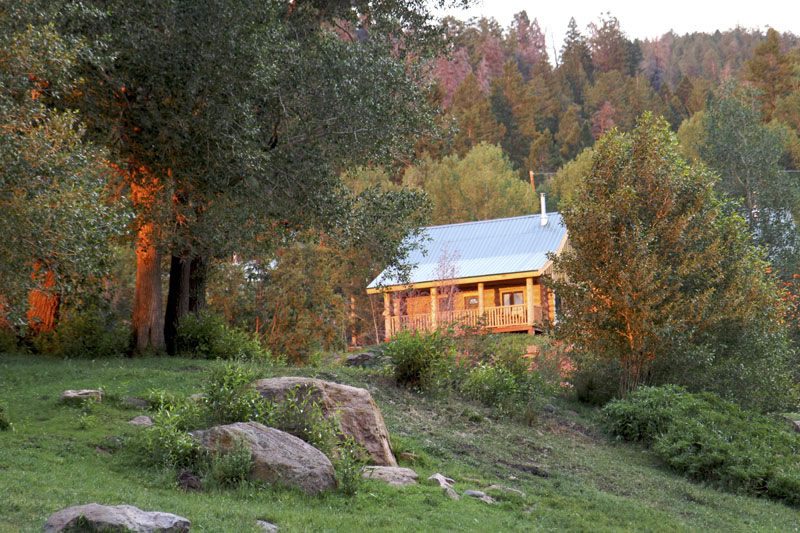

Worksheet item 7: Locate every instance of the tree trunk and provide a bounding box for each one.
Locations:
[26,262,60,335]
[164,254,191,355]
[132,220,165,353]
[188,256,207,313]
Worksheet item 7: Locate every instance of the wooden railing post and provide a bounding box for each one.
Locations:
[430,287,438,330]
[478,282,485,317]
[383,292,392,341]
[526,278,535,328]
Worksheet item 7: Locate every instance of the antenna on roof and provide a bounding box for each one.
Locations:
[540,193,548,227]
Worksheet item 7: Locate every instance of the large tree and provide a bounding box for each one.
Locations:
[552,114,795,409]
[62,0,461,353]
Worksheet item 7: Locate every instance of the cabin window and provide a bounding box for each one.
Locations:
[464,296,479,309]
[502,291,523,307]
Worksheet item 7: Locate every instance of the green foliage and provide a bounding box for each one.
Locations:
[269,387,339,457]
[552,113,797,407]
[135,412,206,470]
[204,437,254,490]
[0,328,18,354]
[333,436,368,496]
[201,362,272,426]
[384,330,456,390]
[403,143,534,225]
[177,312,271,361]
[31,306,127,358]
[603,386,800,505]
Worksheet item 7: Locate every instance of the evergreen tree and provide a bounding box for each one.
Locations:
[744,28,796,121]
[449,74,506,156]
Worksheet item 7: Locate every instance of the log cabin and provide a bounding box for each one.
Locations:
[367,194,568,340]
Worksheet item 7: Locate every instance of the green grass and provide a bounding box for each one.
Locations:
[1,354,798,532]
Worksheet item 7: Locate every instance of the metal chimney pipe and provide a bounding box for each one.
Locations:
[540,193,548,226]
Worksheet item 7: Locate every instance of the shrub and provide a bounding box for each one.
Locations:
[31,306,127,358]
[384,330,455,390]
[460,362,550,421]
[269,386,339,457]
[135,413,206,470]
[603,386,800,505]
[0,328,18,353]
[202,362,272,426]
[204,437,254,489]
[334,436,367,496]
[177,311,271,361]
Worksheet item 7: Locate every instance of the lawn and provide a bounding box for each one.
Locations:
[0,354,797,532]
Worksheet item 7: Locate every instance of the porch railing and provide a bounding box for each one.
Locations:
[390,304,543,335]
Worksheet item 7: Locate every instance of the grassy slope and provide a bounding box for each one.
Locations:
[0,354,797,532]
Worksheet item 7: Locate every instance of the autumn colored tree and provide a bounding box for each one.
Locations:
[744,28,797,121]
[552,114,795,408]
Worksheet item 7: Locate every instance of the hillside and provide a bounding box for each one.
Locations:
[0,354,797,532]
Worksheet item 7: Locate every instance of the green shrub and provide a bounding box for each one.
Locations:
[177,311,271,361]
[571,358,622,406]
[204,437,254,489]
[135,413,206,470]
[603,386,800,505]
[460,362,549,421]
[334,436,367,496]
[31,306,127,358]
[269,386,339,457]
[202,362,272,426]
[385,330,455,390]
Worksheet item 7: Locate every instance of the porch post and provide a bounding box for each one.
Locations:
[430,287,438,330]
[478,282,485,316]
[383,292,392,341]
[526,277,535,327]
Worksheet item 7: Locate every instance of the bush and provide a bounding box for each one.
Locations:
[204,437,254,489]
[135,413,207,470]
[202,362,272,426]
[31,306,127,358]
[177,311,271,361]
[571,358,623,406]
[0,328,18,353]
[603,386,800,505]
[384,330,455,390]
[460,362,550,422]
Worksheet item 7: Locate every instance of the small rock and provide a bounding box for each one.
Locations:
[123,396,150,409]
[428,473,460,500]
[256,520,279,532]
[43,503,190,532]
[487,484,526,497]
[463,490,496,504]
[427,473,455,488]
[60,389,103,404]
[361,466,418,486]
[543,404,556,414]
[129,415,154,427]
[189,393,205,402]
[177,470,203,491]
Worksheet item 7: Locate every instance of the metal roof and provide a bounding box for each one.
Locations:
[368,212,567,289]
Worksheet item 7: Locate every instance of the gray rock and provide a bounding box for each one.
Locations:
[60,389,102,404]
[427,473,460,501]
[129,415,154,427]
[463,490,497,504]
[792,420,800,433]
[189,393,205,402]
[192,422,335,495]
[361,466,418,486]
[542,404,556,414]
[43,503,189,532]
[253,377,397,466]
[256,520,279,532]
[177,470,202,491]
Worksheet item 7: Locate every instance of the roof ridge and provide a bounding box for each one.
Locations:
[424,212,561,231]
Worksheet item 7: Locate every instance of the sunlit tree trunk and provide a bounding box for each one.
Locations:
[130,173,165,353]
[26,261,59,334]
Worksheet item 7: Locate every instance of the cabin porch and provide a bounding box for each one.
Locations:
[381,277,554,339]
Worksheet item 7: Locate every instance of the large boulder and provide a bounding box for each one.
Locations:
[252,377,397,466]
[44,503,189,532]
[191,422,335,495]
